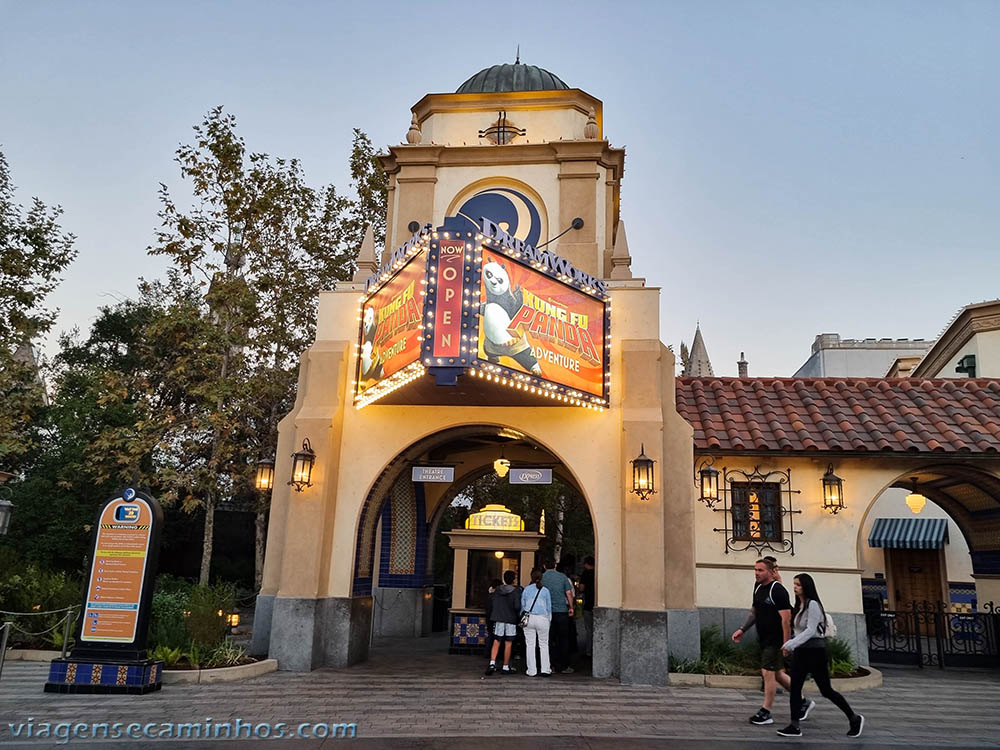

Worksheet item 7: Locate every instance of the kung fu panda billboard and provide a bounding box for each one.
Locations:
[355,217,609,410]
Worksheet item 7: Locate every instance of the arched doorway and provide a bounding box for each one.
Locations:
[352,424,597,671]
[857,464,1000,667]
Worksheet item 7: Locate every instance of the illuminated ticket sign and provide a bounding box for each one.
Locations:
[478,248,606,398]
[465,504,525,531]
[357,252,426,396]
[80,491,156,643]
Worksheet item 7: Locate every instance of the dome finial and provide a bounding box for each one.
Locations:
[515,44,520,65]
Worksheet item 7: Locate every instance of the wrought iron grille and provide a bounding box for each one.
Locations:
[708,466,803,555]
[866,600,1000,669]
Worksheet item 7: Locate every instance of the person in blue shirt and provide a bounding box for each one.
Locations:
[541,558,575,673]
[521,568,553,676]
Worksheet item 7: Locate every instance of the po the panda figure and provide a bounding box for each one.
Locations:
[481,261,542,376]
[359,305,384,382]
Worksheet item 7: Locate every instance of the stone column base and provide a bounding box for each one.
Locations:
[269,595,373,671]
[372,586,433,637]
[592,607,699,685]
[249,593,275,657]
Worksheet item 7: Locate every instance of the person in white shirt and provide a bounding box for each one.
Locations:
[776,573,865,739]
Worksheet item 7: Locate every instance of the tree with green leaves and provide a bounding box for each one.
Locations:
[0,150,76,468]
[149,107,378,585]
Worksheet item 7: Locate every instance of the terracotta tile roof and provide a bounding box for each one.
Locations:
[675,377,1000,454]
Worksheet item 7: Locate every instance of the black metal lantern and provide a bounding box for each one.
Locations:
[630,444,656,501]
[255,457,275,492]
[699,463,721,507]
[822,464,845,514]
[288,439,316,492]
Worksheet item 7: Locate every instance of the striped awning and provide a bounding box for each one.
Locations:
[869,517,949,550]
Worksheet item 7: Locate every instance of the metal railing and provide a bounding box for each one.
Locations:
[866,600,1000,669]
[0,605,79,681]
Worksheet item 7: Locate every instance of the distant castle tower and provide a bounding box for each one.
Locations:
[682,325,714,377]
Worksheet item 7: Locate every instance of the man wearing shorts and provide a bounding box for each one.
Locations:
[485,570,521,675]
[732,558,793,725]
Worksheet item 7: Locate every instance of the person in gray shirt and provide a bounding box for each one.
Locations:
[776,573,865,739]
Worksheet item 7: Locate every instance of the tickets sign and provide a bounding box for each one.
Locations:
[79,489,161,646]
[357,253,426,396]
[477,248,606,397]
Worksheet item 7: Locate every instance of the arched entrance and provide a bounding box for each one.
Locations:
[857,464,1000,667]
[352,424,598,671]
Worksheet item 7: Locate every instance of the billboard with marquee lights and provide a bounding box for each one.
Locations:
[355,218,610,409]
[477,248,605,398]
[356,252,426,397]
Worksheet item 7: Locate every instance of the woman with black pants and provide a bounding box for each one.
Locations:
[777,573,865,738]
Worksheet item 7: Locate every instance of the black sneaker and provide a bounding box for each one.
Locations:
[776,724,801,737]
[750,708,773,725]
[847,714,865,738]
[799,699,816,721]
[484,664,496,676]
[501,666,513,674]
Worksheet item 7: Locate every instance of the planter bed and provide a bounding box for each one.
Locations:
[162,658,276,684]
[670,666,882,692]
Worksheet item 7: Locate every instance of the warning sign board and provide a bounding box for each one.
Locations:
[80,491,155,643]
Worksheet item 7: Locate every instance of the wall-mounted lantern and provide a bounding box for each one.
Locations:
[254,457,275,492]
[821,464,845,514]
[905,477,926,514]
[630,444,656,501]
[698,462,721,507]
[289,439,316,492]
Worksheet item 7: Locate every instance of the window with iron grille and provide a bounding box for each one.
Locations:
[731,482,782,542]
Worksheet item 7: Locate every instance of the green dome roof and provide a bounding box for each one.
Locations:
[456,63,569,94]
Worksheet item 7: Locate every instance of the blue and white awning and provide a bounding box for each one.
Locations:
[868,517,949,550]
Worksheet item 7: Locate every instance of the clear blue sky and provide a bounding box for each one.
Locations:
[2,1,998,376]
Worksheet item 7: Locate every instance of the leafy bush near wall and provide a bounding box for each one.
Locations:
[671,628,861,677]
[148,577,235,659]
[0,548,82,648]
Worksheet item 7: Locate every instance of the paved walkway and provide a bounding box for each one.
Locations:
[2,636,999,748]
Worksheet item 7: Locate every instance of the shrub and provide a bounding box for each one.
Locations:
[186,583,235,648]
[151,645,184,667]
[205,641,249,668]
[0,553,83,649]
[826,636,858,675]
[149,589,190,651]
[669,627,762,675]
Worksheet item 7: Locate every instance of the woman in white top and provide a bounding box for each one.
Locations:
[777,573,864,739]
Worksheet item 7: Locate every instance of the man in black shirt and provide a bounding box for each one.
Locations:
[732,558,794,726]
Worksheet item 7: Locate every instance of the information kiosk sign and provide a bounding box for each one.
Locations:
[80,490,157,643]
[45,488,164,694]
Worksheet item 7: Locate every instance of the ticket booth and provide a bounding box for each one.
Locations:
[445,504,543,653]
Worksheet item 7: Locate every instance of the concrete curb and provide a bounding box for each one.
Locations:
[670,666,883,692]
[162,658,277,685]
[5,649,62,661]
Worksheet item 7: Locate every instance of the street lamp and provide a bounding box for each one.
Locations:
[289,439,316,492]
[821,464,846,514]
[630,444,656,501]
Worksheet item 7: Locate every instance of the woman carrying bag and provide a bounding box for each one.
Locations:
[520,568,553,677]
[777,573,865,739]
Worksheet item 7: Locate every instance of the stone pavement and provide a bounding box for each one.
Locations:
[2,635,999,749]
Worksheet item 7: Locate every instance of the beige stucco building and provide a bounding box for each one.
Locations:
[251,62,1000,681]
